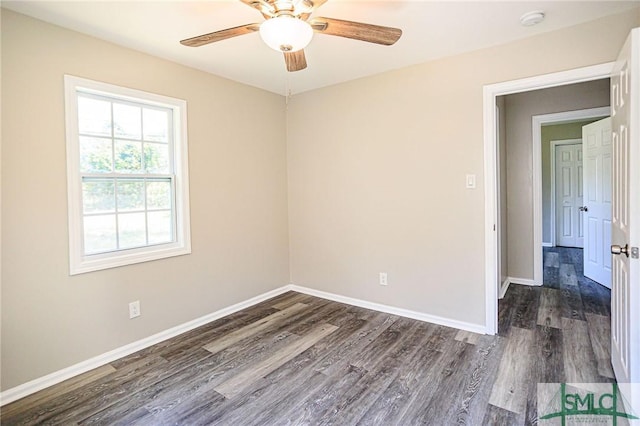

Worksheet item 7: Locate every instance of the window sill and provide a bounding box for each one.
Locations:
[70,242,191,275]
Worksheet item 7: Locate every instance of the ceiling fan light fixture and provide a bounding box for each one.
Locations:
[259,15,313,52]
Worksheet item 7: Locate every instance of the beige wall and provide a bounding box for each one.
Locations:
[1,10,289,390]
[541,119,604,245]
[287,12,639,325]
[504,80,610,280]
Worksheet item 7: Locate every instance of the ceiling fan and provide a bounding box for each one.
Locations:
[180,0,402,72]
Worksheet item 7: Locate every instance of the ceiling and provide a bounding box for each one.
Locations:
[3,1,639,95]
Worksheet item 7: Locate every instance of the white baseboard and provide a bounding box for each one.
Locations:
[507,276,542,287]
[542,242,553,247]
[2,282,490,406]
[289,285,487,335]
[499,278,511,299]
[0,285,292,406]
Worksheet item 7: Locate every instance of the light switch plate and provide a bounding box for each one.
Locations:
[466,174,476,189]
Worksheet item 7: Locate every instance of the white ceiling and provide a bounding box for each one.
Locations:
[4,1,639,95]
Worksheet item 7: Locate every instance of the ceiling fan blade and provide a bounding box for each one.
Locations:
[284,50,307,72]
[299,0,328,20]
[180,24,260,47]
[310,17,402,46]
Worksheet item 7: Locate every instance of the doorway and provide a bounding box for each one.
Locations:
[532,108,611,287]
[483,63,613,334]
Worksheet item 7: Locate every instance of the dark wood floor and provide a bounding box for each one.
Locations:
[1,247,613,425]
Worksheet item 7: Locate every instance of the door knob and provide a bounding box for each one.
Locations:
[579,206,588,212]
[611,244,629,257]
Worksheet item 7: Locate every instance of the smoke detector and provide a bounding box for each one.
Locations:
[520,11,545,27]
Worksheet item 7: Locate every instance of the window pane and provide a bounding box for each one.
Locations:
[113,103,141,140]
[144,143,170,174]
[143,108,169,142]
[83,179,115,213]
[147,181,171,210]
[80,137,113,173]
[118,212,146,249]
[148,211,172,244]
[117,180,145,212]
[114,140,143,173]
[78,96,112,137]
[84,214,117,254]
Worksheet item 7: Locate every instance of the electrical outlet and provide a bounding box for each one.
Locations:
[379,272,388,286]
[129,301,141,319]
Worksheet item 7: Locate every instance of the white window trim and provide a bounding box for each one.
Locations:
[64,75,191,275]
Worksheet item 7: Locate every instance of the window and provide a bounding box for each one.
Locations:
[65,76,191,275]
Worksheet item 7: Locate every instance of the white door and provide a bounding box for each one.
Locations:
[556,144,584,248]
[611,28,639,415]
[582,118,612,288]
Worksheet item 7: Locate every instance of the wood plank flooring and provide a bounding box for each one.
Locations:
[1,247,614,425]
